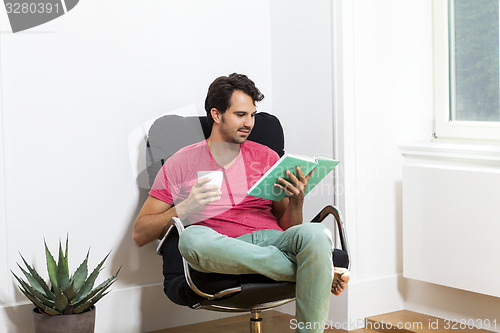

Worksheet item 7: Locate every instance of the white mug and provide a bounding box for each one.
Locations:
[197,170,223,191]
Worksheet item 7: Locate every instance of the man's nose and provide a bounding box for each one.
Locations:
[243,115,254,128]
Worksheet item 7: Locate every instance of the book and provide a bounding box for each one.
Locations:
[247,153,340,201]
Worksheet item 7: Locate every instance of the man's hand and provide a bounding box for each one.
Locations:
[274,167,313,202]
[176,177,222,219]
[272,166,314,230]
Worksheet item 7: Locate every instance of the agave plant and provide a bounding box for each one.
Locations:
[11,237,120,315]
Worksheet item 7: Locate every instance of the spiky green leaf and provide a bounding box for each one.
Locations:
[63,281,78,302]
[54,291,69,313]
[19,255,54,300]
[70,249,89,291]
[93,266,120,293]
[17,265,46,297]
[57,240,70,291]
[44,240,59,292]
[73,272,117,309]
[73,292,108,314]
[64,234,69,273]
[12,272,55,308]
[73,280,113,312]
[18,287,60,315]
[74,252,110,301]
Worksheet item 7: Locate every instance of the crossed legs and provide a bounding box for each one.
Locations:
[179,223,349,333]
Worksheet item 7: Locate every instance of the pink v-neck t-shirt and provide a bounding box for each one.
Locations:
[149,140,282,238]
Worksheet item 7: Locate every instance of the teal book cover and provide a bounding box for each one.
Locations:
[248,154,340,201]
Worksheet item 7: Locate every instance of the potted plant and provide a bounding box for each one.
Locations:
[11,237,120,333]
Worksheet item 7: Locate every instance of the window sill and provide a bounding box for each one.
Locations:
[399,140,500,164]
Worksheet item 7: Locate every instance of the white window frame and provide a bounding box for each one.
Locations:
[434,0,500,141]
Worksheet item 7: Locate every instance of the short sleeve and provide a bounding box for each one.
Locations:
[149,164,174,205]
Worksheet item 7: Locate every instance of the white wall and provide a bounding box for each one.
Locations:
[0,0,338,332]
[346,0,434,280]
[337,0,500,330]
[335,0,433,326]
[269,0,344,321]
[270,0,336,239]
[0,1,273,332]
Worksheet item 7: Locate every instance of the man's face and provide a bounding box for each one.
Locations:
[217,90,256,144]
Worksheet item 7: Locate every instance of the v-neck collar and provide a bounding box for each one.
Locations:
[205,140,243,171]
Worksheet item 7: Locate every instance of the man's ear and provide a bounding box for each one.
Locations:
[211,108,222,124]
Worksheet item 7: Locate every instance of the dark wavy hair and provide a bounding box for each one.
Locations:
[204,73,264,128]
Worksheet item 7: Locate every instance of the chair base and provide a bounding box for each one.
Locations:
[250,310,262,333]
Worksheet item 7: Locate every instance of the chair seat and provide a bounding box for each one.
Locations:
[195,278,296,312]
[164,270,296,309]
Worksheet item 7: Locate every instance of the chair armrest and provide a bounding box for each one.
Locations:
[311,205,350,269]
[157,217,242,300]
[156,222,179,255]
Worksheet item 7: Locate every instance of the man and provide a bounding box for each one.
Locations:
[133,73,349,333]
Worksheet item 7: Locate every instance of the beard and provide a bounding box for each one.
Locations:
[220,114,252,144]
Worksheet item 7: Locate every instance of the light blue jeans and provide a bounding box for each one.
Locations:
[178,223,334,333]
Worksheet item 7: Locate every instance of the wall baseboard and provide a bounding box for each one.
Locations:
[346,273,407,330]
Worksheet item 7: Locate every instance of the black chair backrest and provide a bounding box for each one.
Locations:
[146,112,285,188]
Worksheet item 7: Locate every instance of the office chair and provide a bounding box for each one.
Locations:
[146,112,350,333]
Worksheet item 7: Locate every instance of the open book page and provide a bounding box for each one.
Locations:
[304,157,340,195]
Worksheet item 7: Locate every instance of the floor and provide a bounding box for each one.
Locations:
[146,310,346,333]
[146,309,496,333]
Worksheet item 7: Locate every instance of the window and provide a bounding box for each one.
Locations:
[434,0,500,140]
